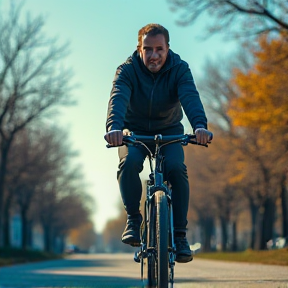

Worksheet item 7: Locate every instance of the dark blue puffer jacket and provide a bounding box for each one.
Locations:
[106,49,207,135]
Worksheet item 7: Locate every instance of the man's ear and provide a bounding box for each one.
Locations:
[137,45,141,54]
[138,49,143,59]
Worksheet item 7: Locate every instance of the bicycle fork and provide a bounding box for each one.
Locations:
[134,193,176,287]
[168,201,175,287]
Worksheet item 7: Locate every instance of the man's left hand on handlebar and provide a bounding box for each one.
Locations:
[104,129,130,146]
[195,128,212,145]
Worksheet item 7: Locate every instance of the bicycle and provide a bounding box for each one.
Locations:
[108,132,212,288]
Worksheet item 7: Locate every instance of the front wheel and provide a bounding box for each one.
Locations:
[147,198,157,287]
[155,190,169,288]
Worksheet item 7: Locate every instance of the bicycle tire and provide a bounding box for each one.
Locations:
[155,190,169,288]
[147,198,157,287]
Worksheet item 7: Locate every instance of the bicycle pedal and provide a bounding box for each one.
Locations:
[134,251,141,263]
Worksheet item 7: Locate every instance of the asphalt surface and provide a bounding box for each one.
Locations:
[0,253,287,288]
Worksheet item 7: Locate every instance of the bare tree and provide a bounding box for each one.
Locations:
[168,0,288,38]
[3,125,89,250]
[5,129,41,248]
[21,126,91,252]
[0,2,74,243]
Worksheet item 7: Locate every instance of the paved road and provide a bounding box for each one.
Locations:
[0,253,287,288]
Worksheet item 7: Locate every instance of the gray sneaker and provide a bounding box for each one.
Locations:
[121,214,142,247]
[175,236,193,263]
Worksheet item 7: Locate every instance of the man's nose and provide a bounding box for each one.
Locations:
[150,49,159,59]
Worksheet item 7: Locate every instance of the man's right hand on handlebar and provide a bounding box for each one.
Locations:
[104,129,130,146]
[195,128,213,145]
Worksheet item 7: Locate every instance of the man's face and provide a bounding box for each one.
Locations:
[139,33,169,73]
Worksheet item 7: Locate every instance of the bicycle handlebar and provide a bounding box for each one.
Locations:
[106,132,213,148]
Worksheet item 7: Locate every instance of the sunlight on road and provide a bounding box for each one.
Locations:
[0,254,288,287]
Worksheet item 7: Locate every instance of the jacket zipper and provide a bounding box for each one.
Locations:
[147,63,176,131]
[148,76,157,131]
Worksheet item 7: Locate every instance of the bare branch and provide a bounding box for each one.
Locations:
[169,0,288,38]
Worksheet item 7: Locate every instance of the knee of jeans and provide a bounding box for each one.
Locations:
[166,162,187,175]
[119,155,143,172]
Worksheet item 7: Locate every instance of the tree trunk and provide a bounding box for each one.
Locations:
[249,198,260,249]
[231,220,237,251]
[27,220,33,248]
[43,223,53,252]
[201,216,215,252]
[21,207,28,250]
[220,216,228,251]
[280,172,288,239]
[260,197,276,250]
[0,138,13,247]
[3,200,11,247]
[0,146,9,246]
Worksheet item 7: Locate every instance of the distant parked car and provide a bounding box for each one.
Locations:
[65,244,80,254]
[267,237,286,250]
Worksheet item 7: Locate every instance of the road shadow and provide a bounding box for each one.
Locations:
[0,274,145,288]
[175,277,288,285]
[0,257,146,288]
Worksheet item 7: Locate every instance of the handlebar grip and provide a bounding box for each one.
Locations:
[106,143,124,148]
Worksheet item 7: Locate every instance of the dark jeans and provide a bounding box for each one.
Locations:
[117,142,189,232]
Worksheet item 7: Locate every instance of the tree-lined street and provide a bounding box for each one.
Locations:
[0,253,287,288]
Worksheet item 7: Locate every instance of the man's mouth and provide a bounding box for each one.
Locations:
[147,60,162,72]
[149,60,161,67]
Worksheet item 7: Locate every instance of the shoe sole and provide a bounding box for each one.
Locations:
[122,236,141,247]
[175,255,193,263]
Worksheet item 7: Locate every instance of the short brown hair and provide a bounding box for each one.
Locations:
[137,23,170,52]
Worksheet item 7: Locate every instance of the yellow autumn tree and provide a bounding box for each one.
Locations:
[229,34,288,135]
[228,34,288,249]
[229,34,288,186]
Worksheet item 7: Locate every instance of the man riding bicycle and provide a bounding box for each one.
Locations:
[105,23,212,263]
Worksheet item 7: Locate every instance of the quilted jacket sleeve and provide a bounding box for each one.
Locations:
[106,64,132,132]
[177,62,207,131]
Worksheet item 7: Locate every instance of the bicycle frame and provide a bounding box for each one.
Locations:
[108,132,212,288]
[131,134,185,288]
[142,136,176,287]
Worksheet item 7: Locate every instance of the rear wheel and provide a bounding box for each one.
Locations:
[155,190,169,288]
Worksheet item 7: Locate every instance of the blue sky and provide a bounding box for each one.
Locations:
[0,0,237,233]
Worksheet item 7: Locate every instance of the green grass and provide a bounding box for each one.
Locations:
[1,247,287,267]
[0,247,62,267]
[195,248,288,266]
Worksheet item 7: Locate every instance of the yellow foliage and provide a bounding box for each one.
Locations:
[228,35,288,132]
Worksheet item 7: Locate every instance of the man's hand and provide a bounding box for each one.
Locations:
[195,128,213,145]
[104,129,130,146]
